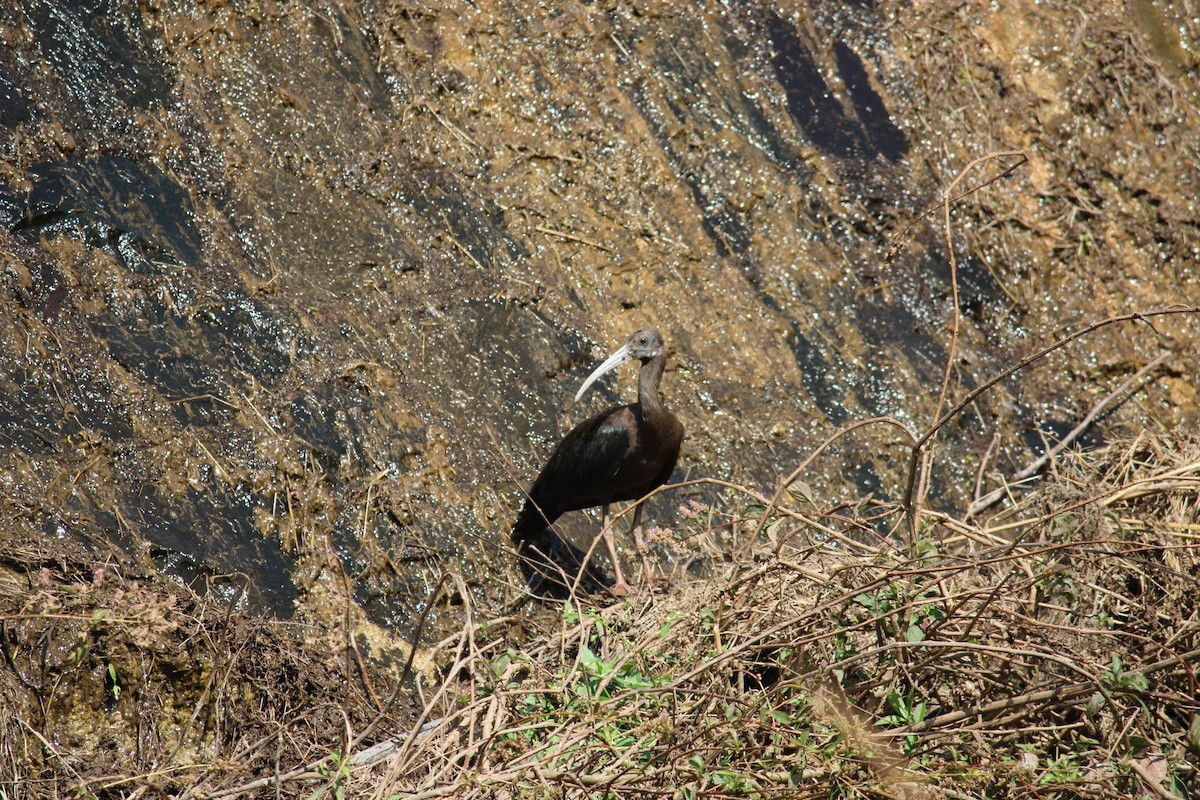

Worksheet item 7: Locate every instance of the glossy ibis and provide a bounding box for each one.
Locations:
[512,328,684,597]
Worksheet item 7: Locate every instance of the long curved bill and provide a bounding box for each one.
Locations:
[574,342,633,401]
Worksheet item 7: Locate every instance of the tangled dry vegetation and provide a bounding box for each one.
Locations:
[377,431,1200,799]
[3,429,1199,798]
[0,530,408,799]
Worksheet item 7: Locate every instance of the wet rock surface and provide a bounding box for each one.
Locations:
[1,0,1197,647]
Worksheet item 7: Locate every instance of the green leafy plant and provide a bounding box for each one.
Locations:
[1038,752,1087,786]
[105,662,121,702]
[576,644,660,696]
[906,602,946,643]
[313,748,351,800]
[878,686,927,754]
[1101,655,1149,692]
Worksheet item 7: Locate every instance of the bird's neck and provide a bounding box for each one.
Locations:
[637,354,667,413]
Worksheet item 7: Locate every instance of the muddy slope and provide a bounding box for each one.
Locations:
[1,0,1197,644]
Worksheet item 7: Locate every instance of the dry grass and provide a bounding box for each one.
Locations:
[365,431,1200,799]
[8,390,1192,796]
[0,532,411,800]
[1,440,1196,799]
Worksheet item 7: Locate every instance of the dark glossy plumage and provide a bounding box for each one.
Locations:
[512,328,684,598]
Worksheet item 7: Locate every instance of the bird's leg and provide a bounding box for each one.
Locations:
[628,502,656,585]
[601,503,634,596]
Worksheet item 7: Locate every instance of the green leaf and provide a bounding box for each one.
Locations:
[579,644,609,677]
[768,709,792,725]
[1124,671,1149,692]
[785,479,814,506]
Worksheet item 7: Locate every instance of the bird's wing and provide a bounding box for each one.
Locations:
[529,406,634,506]
[649,439,682,488]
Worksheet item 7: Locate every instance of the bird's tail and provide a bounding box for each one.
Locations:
[511,502,612,599]
[510,502,548,545]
